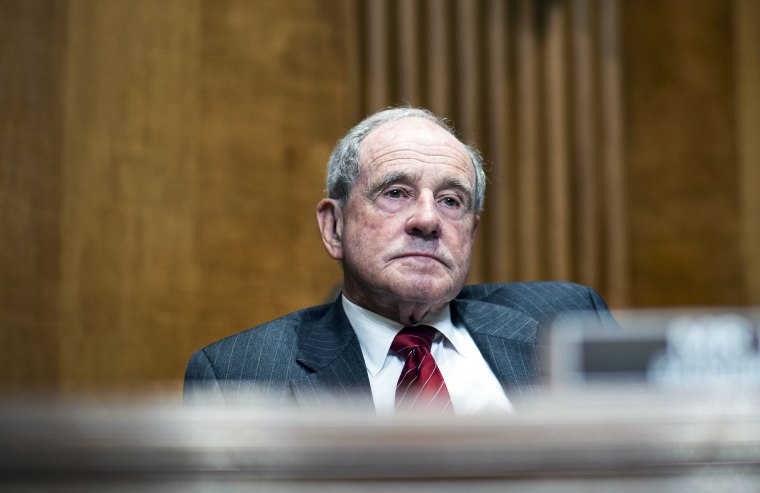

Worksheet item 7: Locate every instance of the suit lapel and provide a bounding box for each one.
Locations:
[451,298,542,396]
[289,299,374,410]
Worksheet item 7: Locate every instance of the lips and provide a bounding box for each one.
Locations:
[395,251,447,266]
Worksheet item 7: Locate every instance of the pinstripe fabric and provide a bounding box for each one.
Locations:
[184,281,615,408]
[452,281,615,396]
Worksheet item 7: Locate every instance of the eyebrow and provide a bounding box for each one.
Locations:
[365,172,415,198]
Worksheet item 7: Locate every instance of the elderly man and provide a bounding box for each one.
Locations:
[184,107,613,414]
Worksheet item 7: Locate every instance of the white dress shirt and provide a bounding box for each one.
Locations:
[342,295,514,415]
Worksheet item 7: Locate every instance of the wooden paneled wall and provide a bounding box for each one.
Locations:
[1,0,66,390]
[1,0,358,393]
[1,0,758,392]
[736,0,760,305]
[624,0,743,306]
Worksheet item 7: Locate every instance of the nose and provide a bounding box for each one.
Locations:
[405,191,441,239]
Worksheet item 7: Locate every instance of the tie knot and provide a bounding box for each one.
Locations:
[390,325,438,357]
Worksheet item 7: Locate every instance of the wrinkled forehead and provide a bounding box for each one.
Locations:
[357,117,475,180]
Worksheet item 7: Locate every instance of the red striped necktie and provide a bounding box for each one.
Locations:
[391,325,452,413]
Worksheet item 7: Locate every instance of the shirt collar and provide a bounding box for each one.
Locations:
[341,295,468,376]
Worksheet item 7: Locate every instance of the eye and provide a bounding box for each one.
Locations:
[385,188,405,199]
[440,196,462,208]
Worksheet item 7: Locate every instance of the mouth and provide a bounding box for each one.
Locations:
[395,252,447,267]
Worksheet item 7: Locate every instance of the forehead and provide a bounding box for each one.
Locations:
[357,117,475,182]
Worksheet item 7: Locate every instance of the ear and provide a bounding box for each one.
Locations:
[316,198,344,261]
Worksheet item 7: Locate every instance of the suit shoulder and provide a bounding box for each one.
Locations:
[459,281,608,314]
[460,281,590,299]
[190,303,333,366]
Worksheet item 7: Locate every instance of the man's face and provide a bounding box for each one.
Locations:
[335,117,480,314]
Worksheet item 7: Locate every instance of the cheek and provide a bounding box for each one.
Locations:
[344,218,386,256]
[448,225,476,258]
[350,212,398,242]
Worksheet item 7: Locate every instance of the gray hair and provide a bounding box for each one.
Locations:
[325,107,486,213]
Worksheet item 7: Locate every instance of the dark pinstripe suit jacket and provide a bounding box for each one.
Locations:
[184,281,613,409]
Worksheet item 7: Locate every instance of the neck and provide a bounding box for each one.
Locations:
[343,291,449,326]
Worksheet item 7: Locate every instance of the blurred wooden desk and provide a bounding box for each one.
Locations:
[2,389,759,492]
